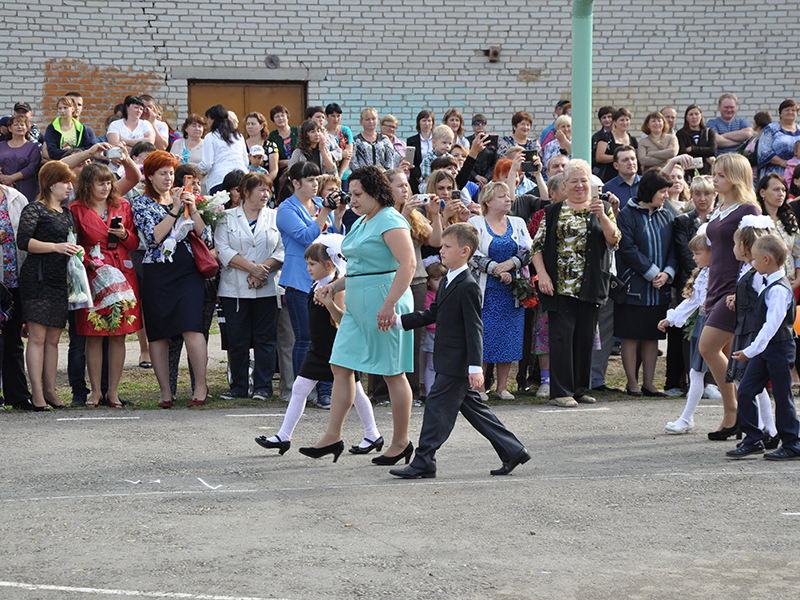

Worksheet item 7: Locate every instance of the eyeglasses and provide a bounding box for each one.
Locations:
[473,121,487,126]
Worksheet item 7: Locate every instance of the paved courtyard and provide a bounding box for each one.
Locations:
[1,397,799,599]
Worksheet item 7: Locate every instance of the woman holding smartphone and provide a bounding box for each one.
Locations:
[71,163,141,408]
[131,151,211,409]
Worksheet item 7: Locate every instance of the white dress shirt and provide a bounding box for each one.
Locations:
[742,270,794,358]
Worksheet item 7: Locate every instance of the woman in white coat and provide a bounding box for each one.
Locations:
[468,181,532,400]
[214,172,284,400]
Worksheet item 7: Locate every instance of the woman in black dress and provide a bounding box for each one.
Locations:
[17,161,82,410]
[131,151,210,409]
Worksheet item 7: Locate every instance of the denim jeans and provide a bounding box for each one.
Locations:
[284,287,331,399]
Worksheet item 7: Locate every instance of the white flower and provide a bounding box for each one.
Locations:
[161,236,177,262]
[205,190,230,210]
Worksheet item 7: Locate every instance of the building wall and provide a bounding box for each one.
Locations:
[2,0,797,141]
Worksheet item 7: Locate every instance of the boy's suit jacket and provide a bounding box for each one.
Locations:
[401,269,482,378]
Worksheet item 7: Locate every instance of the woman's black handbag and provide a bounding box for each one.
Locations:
[608,274,629,304]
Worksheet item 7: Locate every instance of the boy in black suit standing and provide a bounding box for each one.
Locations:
[388,223,530,478]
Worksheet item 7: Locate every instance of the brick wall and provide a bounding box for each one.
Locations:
[2,0,798,141]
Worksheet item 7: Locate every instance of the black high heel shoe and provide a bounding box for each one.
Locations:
[45,398,65,409]
[255,435,291,455]
[707,425,742,441]
[349,436,384,455]
[298,441,344,462]
[371,442,413,465]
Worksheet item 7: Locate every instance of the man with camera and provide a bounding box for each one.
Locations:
[602,145,639,206]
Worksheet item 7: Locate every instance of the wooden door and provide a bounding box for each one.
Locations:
[188,81,306,127]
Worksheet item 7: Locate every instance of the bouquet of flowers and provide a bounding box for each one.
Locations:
[194,190,229,227]
[67,229,93,310]
[86,245,137,334]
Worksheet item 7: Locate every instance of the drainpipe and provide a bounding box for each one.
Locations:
[571,0,594,163]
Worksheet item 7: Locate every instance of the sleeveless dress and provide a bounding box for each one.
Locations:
[482,218,524,363]
[297,283,337,382]
[330,207,414,375]
[704,203,760,332]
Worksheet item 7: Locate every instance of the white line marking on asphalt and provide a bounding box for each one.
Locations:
[782,512,800,515]
[537,407,611,413]
[225,414,285,417]
[57,417,141,421]
[0,580,288,599]
[197,478,222,490]
[123,480,141,485]
[4,469,800,504]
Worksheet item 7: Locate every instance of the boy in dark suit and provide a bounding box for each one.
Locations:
[389,223,530,478]
[727,234,800,460]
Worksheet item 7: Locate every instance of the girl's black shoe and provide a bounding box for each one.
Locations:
[349,436,384,455]
[255,436,291,455]
[707,425,742,441]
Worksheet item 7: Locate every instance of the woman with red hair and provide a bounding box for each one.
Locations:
[131,151,210,408]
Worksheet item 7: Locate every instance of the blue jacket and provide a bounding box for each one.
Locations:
[44,118,96,160]
[615,198,677,306]
[275,194,336,293]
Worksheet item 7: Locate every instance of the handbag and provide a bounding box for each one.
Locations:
[188,231,219,278]
[608,274,629,304]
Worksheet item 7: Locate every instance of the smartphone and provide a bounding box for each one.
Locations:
[451,190,461,201]
[486,134,499,147]
[183,175,194,218]
[107,216,122,250]
[405,146,416,164]
[691,157,704,169]
[521,149,538,172]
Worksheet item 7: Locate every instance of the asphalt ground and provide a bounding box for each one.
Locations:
[2,396,800,600]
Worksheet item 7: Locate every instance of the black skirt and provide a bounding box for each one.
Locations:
[141,242,204,342]
[298,288,337,382]
[614,303,667,341]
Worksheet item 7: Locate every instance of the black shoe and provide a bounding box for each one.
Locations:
[255,435,291,455]
[763,433,781,450]
[389,465,436,479]
[591,384,621,393]
[641,387,667,398]
[45,398,65,409]
[372,442,414,465]
[349,436,384,455]
[490,448,531,476]
[625,387,644,397]
[11,398,37,411]
[726,442,764,459]
[298,440,344,462]
[764,447,800,461]
[708,425,742,441]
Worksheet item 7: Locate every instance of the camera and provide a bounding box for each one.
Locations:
[598,192,610,202]
[323,189,350,209]
[105,147,123,160]
[418,194,431,205]
[691,157,704,169]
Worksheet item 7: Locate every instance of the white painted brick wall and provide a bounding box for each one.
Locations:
[2,0,799,140]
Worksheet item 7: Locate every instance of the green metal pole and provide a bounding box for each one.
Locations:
[571,0,594,163]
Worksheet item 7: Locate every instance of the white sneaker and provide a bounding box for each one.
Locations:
[478,391,489,402]
[496,390,515,401]
[665,418,694,434]
[703,384,722,399]
[536,384,550,398]
[664,388,684,397]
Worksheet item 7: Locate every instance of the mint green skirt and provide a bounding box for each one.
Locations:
[330,272,414,376]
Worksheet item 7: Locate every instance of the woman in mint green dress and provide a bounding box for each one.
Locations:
[299,167,416,464]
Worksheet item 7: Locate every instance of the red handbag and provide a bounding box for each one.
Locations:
[188,231,219,278]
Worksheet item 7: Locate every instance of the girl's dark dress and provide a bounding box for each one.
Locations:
[17,201,75,328]
[297,283,337,382]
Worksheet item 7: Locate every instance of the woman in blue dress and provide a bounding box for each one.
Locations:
[757,99,800,179]
[300,166,416,465]
[468,182,532,400]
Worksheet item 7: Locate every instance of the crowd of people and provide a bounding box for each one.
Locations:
[1,90,799,466]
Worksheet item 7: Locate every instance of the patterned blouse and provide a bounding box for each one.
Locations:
[532,204,620,298]
[0,192,18,288]
[497,136,541,160]
[773,218,800,282]
[131,194,211,264]
[350,133,396,171]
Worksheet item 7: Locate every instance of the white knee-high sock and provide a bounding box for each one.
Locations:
[354,381,381,444]
[756,388,777,436]
[424,352,436,396]
[679,369,705,423]
[274,376,317,442]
